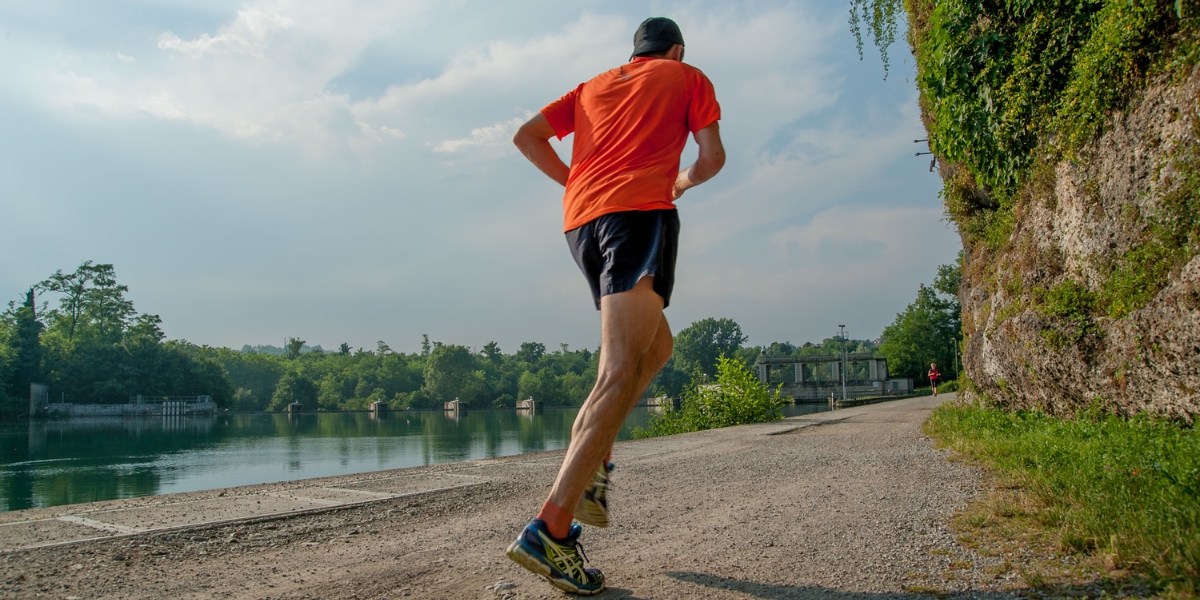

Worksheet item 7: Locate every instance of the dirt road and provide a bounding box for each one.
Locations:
[1,395,1024,599]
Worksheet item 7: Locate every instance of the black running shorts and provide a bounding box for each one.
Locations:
[565,209,680,310]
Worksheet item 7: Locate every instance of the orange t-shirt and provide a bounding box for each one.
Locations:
[541,57,721,232]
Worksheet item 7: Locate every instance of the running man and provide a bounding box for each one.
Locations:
[929,362,940,397]
[506,17,725,595]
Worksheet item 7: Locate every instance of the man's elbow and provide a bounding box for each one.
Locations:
[697,150,726,179]
[512,128,531,151]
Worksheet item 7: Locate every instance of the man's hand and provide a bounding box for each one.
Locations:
[513,114,570,187]
[673,122,725,199]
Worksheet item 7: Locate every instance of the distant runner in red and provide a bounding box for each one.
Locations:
[506,17,725,595]
[929,363,940,397]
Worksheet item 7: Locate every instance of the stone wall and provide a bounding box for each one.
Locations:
[959,67,1200,420]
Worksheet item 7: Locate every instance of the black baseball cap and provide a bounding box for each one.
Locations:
[632,17,684,58]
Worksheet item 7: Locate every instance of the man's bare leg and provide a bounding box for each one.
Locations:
[542,276,673,529]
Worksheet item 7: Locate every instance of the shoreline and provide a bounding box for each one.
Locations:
[1,394,1034,599]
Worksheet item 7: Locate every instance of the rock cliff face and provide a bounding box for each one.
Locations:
[958,68,1200,420]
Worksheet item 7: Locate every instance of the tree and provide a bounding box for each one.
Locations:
[285,337,305,360]
[39,262,135,344]
[516,342,546,364]
[879,262,963,383]
[125,314,165,343]
[4,289,44,406]
[518,368,565,405]
[422,345,486,403]
[672,318,748,378]
[482,341,502,363]
[269,372,318,410]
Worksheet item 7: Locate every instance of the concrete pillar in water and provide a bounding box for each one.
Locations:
[29,383,49,417]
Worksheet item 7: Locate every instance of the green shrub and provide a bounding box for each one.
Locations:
[913,0,1189,248]
[926,404,1200,594]
[633,356,786,438]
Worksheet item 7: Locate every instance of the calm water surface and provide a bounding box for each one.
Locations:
[0,404,828,511]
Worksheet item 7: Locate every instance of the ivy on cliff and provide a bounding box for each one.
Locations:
[907,0,1191,249]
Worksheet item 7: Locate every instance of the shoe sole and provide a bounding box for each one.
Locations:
[505,538,605,596]
[573,499,609,528]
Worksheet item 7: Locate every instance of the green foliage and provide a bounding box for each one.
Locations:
[848,0,904,76]
[1035,279,1098,349]
[912,0,1191,249]
[422,344,487,405]
[879,262,963,382]
[40,262,137,345]
[926,403,1200,595]
[671,317,747,379]
[1098,136,1200,318]
[634,356,785,438]
[269,371,317,410]
[0,264,234,413]
[649,317,747,398]
[5,290,45,406]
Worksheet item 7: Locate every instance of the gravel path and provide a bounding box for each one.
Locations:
[1,394,1027,599]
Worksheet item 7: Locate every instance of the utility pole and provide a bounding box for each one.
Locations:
[838,324,847,403]
[952,339,959,378]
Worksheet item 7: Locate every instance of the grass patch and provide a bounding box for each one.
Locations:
[925,403,1200,596]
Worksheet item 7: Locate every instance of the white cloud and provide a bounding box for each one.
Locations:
[39,0,432,153]
[1,1,958,350]
[683,100,927,253]
[434,115,528,154]
[156,9,296,58]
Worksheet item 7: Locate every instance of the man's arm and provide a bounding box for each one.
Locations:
[513,114,570,187]
[673,122,725,199]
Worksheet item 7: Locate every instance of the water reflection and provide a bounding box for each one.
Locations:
[0,403,828,512]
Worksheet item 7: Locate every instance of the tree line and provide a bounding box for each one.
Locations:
[0,260,960,416]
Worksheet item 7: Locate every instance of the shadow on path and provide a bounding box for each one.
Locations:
[651,571,1156,599]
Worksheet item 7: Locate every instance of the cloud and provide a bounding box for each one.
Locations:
[683,99,928,253]
[434,115,528,154]
[1,1,958,350]
[157,9,296,58]
[38,0,431,153]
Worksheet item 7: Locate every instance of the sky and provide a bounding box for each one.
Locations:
[0,0,961,354]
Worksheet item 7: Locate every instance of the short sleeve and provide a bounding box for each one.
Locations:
[540,84,584,140]
[685,68,721,133]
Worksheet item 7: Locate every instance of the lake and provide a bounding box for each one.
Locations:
[0,403,829,512]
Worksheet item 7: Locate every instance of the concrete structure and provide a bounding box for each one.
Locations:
[646,396,680,410]
[515,398,542,411]
[29,383,49,416]
[756,353,913,402]
[46,396,218,417]
[287,402,304,414]
[444,399,468,412]
[369,401,388,416]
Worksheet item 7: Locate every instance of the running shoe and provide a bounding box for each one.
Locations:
[506,519,605,595]
[574,461,612,528]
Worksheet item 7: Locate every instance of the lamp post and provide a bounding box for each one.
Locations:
[838,324,847,403]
